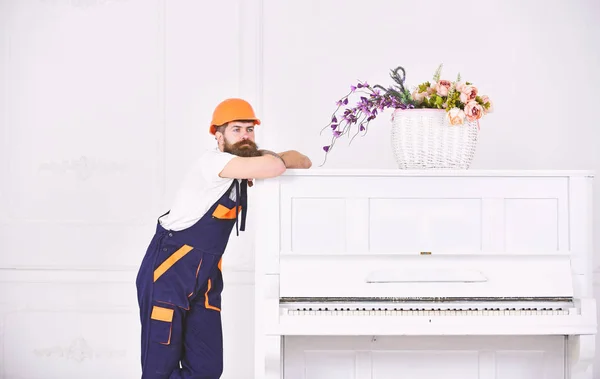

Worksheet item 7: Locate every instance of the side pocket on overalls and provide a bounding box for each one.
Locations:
[149,304,174,345]
[204,257,223,312]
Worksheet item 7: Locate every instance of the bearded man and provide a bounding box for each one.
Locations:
[135,98,311,378]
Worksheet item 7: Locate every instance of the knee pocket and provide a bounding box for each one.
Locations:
[150,304,175,345]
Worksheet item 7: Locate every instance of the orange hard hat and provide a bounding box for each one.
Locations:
[209,98,261,135]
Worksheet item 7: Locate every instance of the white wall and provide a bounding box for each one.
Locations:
[0,0,599,378]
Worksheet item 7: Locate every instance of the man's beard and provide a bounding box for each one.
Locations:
[223,139,261,157]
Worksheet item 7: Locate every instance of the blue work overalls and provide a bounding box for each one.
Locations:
[136,178,248,379]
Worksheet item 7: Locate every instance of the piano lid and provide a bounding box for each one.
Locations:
[279,255,574,300]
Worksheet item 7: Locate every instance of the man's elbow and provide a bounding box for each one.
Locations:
[274,160,287,176]
[265,155,286,177]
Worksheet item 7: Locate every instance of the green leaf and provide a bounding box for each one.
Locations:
[418,82,431,92]
[432,63,443,82]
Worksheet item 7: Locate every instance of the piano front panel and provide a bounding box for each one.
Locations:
[369,198,482,252]
[283,336,564,379]
[504,198,559,251]
[291,198,346,253]
[280,175,569,255]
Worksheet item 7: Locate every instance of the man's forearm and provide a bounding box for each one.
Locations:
[259,149,286,164]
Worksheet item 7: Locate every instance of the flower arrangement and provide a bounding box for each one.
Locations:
[320,64,493,164]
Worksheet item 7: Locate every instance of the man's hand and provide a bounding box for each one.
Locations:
[278,150,312,169]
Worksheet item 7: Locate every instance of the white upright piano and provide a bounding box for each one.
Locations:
[253,169,596,379]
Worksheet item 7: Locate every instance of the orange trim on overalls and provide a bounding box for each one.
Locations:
[160,325,172,345]
[188,258,204,298]
[212,204,242,220]
[205,279,221,312]
[153,245,194,282]
[151,306,174,322]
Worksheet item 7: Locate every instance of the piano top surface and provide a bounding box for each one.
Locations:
[281,169,595,177]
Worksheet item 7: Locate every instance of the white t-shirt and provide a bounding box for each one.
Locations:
[159,148,237,231]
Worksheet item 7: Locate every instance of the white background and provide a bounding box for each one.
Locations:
[0,0,599,378]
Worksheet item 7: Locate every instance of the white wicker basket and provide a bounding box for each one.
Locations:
[390,108,479,169]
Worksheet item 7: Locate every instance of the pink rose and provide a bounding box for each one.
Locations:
[446,107,466,125]
[427,84,436,95]
[412,90,426,103]
[459,85,478,104]
[436,80,452,97]
[481,95,493,113]
[455,82,466,93]
[464,101,484,121]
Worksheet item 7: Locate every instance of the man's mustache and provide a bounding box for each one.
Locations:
[234,140,256,148]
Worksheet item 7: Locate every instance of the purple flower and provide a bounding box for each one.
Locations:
[321,68,417,164]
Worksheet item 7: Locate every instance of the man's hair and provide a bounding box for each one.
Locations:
[215,124,227,135]
[215,119,256,135]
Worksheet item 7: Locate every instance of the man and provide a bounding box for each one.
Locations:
[135,98,311,378]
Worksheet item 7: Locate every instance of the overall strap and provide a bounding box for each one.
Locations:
[233,179,248,236]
